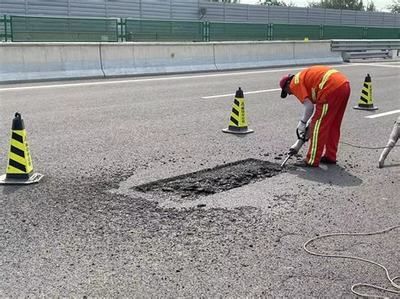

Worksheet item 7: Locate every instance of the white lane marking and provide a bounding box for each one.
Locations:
[365,109,400,119]
[202,88,280,99]
[0,64,355,92]
[352,62,400,68]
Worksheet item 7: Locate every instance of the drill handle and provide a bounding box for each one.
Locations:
[296,126,310,142]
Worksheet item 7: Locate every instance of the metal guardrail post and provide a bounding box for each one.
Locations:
[201,21,205,42]
[207,21,210,42]
[269,23,273,41]
[9,15,13,42]
[1,15,12,42]
[118,18,126,42]
[202,21,210,42]
[320,24,324,40]
[3,15,7,42]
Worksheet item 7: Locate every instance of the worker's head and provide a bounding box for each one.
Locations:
[279,74,294,99]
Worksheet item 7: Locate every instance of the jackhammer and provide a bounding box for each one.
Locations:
[281,126,309,168]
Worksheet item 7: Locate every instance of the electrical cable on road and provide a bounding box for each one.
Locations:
[340,141,400,150]
[303,225,400,298]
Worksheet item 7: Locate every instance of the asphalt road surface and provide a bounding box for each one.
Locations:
[1,61,399,297]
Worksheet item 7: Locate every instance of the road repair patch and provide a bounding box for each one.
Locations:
[133,158,282,200]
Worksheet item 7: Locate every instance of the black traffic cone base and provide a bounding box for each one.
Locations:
[222,127,254,134]
[0,172,44,185]
[353,105,378,111]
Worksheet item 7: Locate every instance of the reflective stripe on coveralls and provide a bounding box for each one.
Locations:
[291,68,340,104]
[308,103,329,165]
[319,69,338,90]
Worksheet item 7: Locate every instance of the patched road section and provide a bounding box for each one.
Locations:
[134,159,282,200]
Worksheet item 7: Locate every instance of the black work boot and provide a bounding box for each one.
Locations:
[320,156,337,164]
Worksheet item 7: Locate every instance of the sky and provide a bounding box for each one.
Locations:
[239,0,391,11]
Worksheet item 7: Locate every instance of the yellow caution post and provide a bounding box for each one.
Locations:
[353,74,378,111]
[0,113,43,185]
[222,87,254,134]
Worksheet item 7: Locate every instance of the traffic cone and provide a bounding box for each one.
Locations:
[0,113,43,185]
[353,74,378,111]
[222,87,254,134]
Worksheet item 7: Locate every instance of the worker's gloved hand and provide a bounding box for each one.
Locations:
[288,146,298,155]
[288,140,301,155]
[296,120,307,138]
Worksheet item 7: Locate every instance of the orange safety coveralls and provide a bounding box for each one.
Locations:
[289,66,350,166]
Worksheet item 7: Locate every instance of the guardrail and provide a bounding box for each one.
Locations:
[331,39,400,61]
[1,15,399,42]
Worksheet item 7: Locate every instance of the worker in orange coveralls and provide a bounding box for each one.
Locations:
[279,65,351,167]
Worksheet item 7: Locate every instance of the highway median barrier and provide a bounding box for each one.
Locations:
[100,42,217,76]
[214,41,295,70]
[293,41,342,65]
[0,41,344,83]
[0,43,103,82]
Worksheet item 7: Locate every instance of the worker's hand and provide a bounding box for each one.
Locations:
[288,145,298,155]
[296,120,307,139]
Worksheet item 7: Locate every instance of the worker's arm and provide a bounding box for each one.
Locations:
[301,98,314,124]
[296,98,314,139]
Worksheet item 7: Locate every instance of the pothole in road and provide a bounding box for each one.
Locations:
[133,158,282,200]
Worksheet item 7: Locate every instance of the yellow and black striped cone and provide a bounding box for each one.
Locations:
[0,113,43,185]
[353,74,378,111]
[222,87,254,134]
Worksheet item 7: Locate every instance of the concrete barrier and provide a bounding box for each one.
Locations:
[213,40,342,70]
[214,41,295,70]
[101,42,216,76]
[294,41,342,65]
[0,43,103,83]
[0,41,343,83]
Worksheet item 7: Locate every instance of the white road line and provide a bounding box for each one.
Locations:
[365,109,400,119]
[202,88,280,99]
[366,63,400,68]
[0,64,355,92]
[352,63,400,68]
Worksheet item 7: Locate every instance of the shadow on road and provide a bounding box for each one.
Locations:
[290,164,363,187]
[2,185,26,195]
[381,163,400,169]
